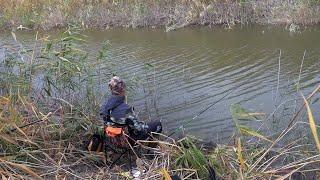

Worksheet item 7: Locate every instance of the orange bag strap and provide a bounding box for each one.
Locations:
[105,126,123,137]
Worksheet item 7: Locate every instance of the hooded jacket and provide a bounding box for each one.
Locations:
[100,95,133,125]
[100,95,162,140]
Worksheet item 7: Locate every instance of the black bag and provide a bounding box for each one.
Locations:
[128,120,162,140]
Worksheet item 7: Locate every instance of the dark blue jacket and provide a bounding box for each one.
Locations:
[100,95,133,125]
[100,95,162,139]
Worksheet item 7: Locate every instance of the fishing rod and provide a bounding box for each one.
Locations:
[167,88,235,137]
[9,119,45,132]
[8,110,56,133]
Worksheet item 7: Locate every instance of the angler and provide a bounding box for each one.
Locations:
[100,76,162,141]
[86,76,162,166]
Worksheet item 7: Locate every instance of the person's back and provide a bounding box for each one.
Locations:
[100,76,132,125]
[100,76,162,140]
[100,94,133,126]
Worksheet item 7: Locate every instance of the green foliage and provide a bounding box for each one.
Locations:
[41,25,88,94]
[230,104,260,122]
[230,104,268,142]
[0,48,29,97]
[174,137,209,179]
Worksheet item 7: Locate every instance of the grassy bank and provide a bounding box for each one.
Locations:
[1,0,320,31]
[1,28,320,179]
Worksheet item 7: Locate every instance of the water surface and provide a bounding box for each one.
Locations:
[1,26,319,141]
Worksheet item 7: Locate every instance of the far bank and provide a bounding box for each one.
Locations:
[1,0,320,31]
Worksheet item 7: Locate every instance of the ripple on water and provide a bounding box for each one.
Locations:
[1,28,319,142]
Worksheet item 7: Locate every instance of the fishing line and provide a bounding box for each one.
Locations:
[167,88,235,137]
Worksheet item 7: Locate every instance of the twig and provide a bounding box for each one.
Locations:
[8,108,60,132]
[297,49,306,92]
[275,49,281,102]
[29,31,38,94]
[248,85,320,174]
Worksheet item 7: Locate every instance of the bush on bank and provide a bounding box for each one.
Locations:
[1,0,320,30]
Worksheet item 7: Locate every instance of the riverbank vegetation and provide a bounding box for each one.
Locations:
[1,0,320,31]
[1,28,320,179]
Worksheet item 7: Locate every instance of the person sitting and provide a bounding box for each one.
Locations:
[100,76,162,141]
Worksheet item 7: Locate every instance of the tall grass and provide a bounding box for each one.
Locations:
[1,0,320,30]
[158,89,320,179]
[0,26,117,178]
[1,29,319,179]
